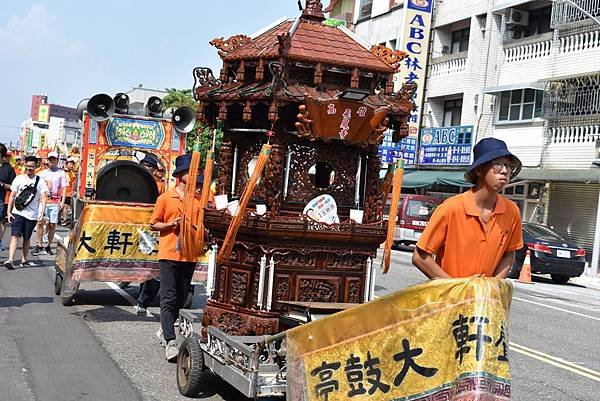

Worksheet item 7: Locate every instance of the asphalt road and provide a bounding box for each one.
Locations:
[1,233,599,400]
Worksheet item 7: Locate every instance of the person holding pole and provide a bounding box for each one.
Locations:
[412,138,523,279]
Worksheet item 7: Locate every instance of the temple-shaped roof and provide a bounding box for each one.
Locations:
[215,1,394,74]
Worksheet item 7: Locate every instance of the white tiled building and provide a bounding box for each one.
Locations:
[329,0,600,272]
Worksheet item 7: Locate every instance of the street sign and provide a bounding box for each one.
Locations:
[378,131,417,166]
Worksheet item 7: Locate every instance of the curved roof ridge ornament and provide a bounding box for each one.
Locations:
[370,45,409,72]
[209,34,252,58]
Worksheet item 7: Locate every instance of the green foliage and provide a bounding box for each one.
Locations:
[162,88,223,162]
[323,18,345,27]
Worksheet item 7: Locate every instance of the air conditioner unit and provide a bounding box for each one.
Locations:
[441,45,450,54]
[506,8,529,26]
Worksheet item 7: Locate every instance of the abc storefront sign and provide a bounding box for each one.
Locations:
[418,125,474,166]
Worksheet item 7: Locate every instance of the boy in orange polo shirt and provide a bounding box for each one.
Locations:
[413,138,523,279]
[150,153,203,361]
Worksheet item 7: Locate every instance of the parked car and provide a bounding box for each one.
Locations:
[509,223,586,284]
[384,194,441,248]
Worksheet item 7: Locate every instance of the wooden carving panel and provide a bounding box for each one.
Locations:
[287,143,359,206]
[324,252,367,271]
[217,269,226,302]
[276,274,291,302]
[216,141,233,196]
[229,269,249,305]
[363,152,386,223]
[278,251,317,270]
[345,277,362,304]
[296,275,340,303]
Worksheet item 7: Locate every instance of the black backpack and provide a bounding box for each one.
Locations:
[15,176,40,211]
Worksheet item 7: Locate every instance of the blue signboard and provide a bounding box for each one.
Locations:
[105,117,165,149]
[378,131,417,166]
[407,0,433,13]
[418,125,474,166]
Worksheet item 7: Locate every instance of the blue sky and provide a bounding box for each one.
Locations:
[0,1,302,145]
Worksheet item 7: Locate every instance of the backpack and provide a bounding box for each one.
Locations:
[15,176,40,211]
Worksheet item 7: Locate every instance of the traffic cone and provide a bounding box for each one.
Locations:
[518,250,533,284]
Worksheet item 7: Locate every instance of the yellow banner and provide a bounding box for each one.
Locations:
[287,277,512,401]
[70,203,208,283]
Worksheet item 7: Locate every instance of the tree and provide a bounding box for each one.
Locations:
[162,88,223,161]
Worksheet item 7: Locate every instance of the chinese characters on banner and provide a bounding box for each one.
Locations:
[396,0,434,136]
[286,277,513,401]
[418,125,474,166]
[378,130,417,166]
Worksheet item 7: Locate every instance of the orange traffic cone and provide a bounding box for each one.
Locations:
[518,250,533,284]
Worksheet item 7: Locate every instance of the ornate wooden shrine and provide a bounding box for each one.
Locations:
[194,0,416,336]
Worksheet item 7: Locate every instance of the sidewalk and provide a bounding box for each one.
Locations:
[571,274,600,290]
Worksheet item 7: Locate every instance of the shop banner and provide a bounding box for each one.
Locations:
[396,0,434,136]
[287,277,512,401]
[418,125,474,166]
[70,204,207,283]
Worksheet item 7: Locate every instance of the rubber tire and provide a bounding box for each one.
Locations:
[177,337,205,397]
[54,273,63,296]
[551,274,570,285]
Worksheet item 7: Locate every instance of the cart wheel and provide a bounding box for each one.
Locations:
[177,337,204,397]
[54,273,63,296]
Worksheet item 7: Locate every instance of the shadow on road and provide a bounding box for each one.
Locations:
[0,296,54,307]
[187,371,258,400]
[72,305,160,323]
[530,275,586,288]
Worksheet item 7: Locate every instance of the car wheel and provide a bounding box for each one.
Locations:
[551,274,570,284]
[177,337,205,397]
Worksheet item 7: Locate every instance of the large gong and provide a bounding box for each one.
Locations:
[95,160,158,204]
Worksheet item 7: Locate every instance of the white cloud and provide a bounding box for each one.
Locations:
[0,3,85,60]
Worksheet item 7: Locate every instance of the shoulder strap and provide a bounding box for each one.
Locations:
[33,176,40,194]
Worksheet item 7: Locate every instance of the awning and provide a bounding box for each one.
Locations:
[402,169,473,188]
[482,82,546,93]
[516,168,600,184]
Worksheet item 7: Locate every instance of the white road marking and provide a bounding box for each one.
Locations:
[513,296,600,321]
[511,342,600,382]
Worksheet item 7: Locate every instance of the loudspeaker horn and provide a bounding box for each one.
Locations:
[145,96,163,117]
[114,93,130,114]
[172,107,197,133]
[87,94,115,122]
[76,98,89,121]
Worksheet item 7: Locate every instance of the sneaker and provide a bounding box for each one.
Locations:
[156,328,166,347]
[31,246,42,255]
[45,246,54,256]
[165,340,179,362]
[134,305,147,317]
[3,260,14,270]
[20,261,36,268]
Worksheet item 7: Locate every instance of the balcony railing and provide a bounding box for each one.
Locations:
[551,0,600,28]
[504,38,553,63]
[559,29,600,52]
[548,124,600,144]
[543,74,600,118]
[429,57,467,77]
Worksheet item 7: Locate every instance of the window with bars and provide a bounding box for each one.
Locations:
[451,28,470,53]
[358,0,373,20]
[498,89,544,122]
[443,99,463,126]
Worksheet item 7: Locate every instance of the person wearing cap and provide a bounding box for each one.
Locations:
[150,153,204,361]
[0,144,16,252]
[34,151,67,256]
[412,138,524,279]
[140,153,165,194]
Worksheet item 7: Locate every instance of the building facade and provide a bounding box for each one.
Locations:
[329,0,600,272]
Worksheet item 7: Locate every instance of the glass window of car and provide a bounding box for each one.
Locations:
[406,200,438,218]
[523,224,563,240]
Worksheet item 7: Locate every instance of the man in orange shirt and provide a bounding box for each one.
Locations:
[412,138,523,279]
[150,153,203,361]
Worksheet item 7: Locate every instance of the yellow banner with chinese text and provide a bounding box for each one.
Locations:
[286,277,512,401]
[70,203,207,283]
